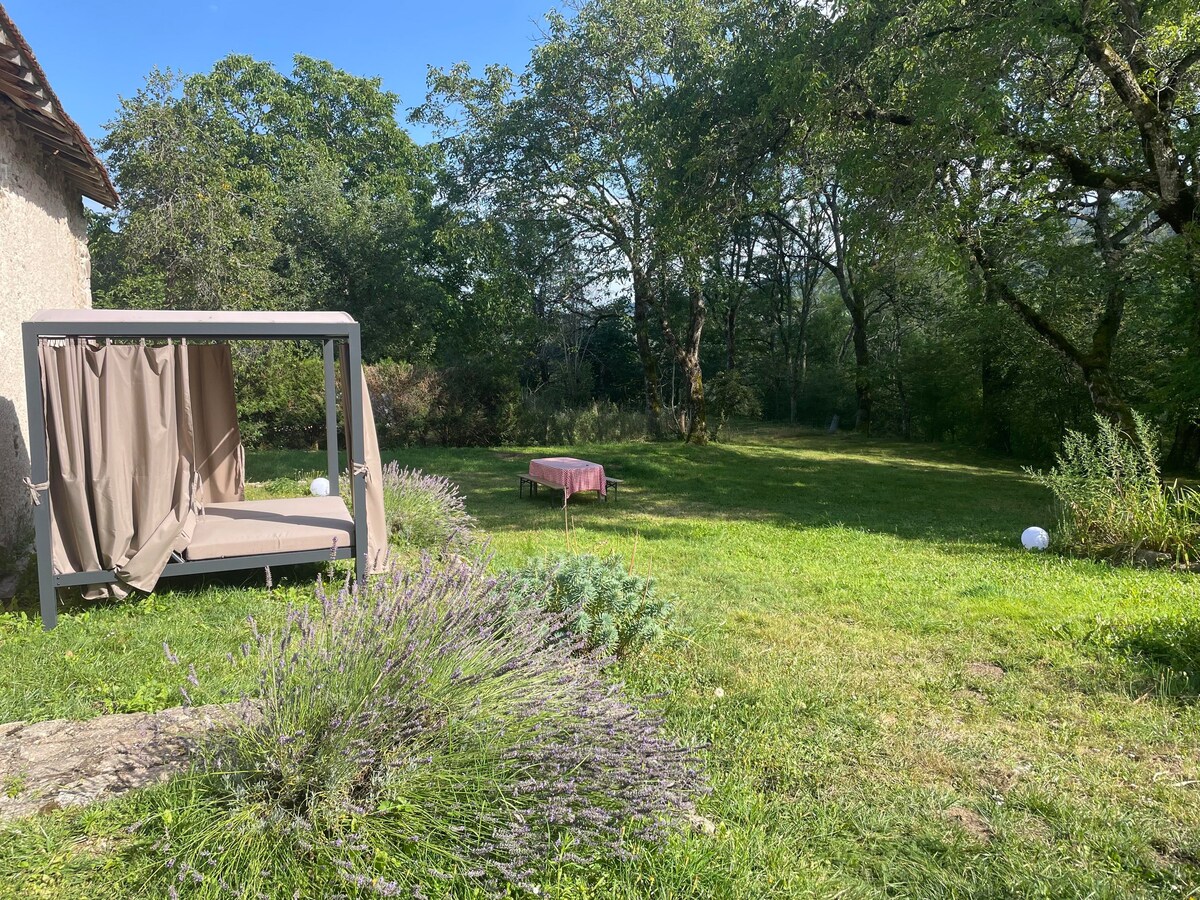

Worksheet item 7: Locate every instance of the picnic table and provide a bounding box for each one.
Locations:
[519,457,621,506]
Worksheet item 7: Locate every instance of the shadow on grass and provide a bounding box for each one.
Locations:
[6,561,333,620]
[1079,614,1200,702]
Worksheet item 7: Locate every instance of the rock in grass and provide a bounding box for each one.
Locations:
[686,812,718,836]
[0,702,256,821]
[1133,549,1174,569]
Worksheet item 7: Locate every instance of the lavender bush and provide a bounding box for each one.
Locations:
[346,462,475,554]
[142,557,705,898]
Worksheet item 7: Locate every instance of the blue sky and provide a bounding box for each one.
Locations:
[4,0,555,145]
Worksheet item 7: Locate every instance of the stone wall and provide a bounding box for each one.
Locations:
[0,107,92,557]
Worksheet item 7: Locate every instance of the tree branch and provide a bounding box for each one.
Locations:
[971,243,1085,366]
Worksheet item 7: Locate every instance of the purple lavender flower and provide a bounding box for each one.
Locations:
[344,463,475,554]
[146,554,705,897]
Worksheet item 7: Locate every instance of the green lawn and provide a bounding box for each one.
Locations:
[2,428,1199,898]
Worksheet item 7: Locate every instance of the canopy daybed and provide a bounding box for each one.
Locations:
[22,310,386,629]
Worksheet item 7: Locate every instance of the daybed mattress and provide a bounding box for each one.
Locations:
[185,496,355,560]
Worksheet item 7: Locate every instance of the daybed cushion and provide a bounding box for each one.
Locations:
[185,496,355,561]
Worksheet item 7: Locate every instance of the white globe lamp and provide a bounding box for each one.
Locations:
[310,476,331,497]
[1021,526,1050,551]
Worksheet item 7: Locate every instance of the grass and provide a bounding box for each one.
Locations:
[1,426,1199,898]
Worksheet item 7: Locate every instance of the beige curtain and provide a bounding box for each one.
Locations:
[40,340,200,599]
[189,343,244,505]
[340,358,388,573]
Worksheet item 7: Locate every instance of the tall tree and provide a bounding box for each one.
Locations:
[740,0,1199,453]
[98,55,457,361]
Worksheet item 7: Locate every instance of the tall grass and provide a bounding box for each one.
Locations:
[1028,414,1200,565]
[138,557,705,898]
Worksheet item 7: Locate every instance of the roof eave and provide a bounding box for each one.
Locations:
[0,4,118,208]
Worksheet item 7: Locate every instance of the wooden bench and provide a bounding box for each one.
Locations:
[519,474,622,501]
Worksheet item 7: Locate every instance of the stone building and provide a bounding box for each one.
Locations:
[0,5,117,581]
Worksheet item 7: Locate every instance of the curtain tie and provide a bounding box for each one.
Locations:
[22,477,49,506]
[351,462,371,480]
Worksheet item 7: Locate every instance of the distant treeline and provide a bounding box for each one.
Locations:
[90,1,1200,465]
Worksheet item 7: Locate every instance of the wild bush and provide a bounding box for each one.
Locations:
[233,342,327,449]
[364,360,444,447]
[706,370,762,441]
[511,553,674,658]
[430,358,521,446]
[514,397,651,445]
[1028,414,1200,564]
[142,558,705,898]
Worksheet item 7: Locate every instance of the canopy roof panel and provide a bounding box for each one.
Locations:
[26,309,359,339]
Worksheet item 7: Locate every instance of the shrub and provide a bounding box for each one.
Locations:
[365,360,444,447]
[347,463,474,554]
[233,342,327,449]
[382,463,475,553]
[705,370,762,441]
[511,553,675,659]
[514,397,651,445]
[142,558,705,898]
[1028,413,1200,564]
[432,358,521,446]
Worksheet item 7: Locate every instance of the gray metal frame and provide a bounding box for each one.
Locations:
[22,313,370,629]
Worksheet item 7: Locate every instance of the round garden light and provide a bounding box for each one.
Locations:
[310,476,331,497]
[1021,526,1050,551]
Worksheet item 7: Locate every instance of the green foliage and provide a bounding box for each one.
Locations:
[705,370,762,441]
[430,356,522,446]
[511,553,674,658]
[232,343,327,449]
[515,399,652,445]
[1028,415,1200,563]
[364,360,442,447]
[87,1,1200,462]
[94,55,465,363]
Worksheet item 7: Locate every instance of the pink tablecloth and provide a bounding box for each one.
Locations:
[529,457,607,501]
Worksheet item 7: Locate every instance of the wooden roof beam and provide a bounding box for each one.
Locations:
[0,10,118,207]
[0,70,53,114]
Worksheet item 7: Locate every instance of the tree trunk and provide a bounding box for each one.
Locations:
[849,299,872,433]
[1166,241,1200,470]
[788,356,798,424]
[980,352,1012,454]
[821,186,872,435]
[1166,421,1200,472]
[680,346,706,444]
[725,304,737,371]
[654,274,708,444]
[972,237,1141,447]
[632,266,662,419]
[681,282,708,444]
[1081,363,1138,437]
